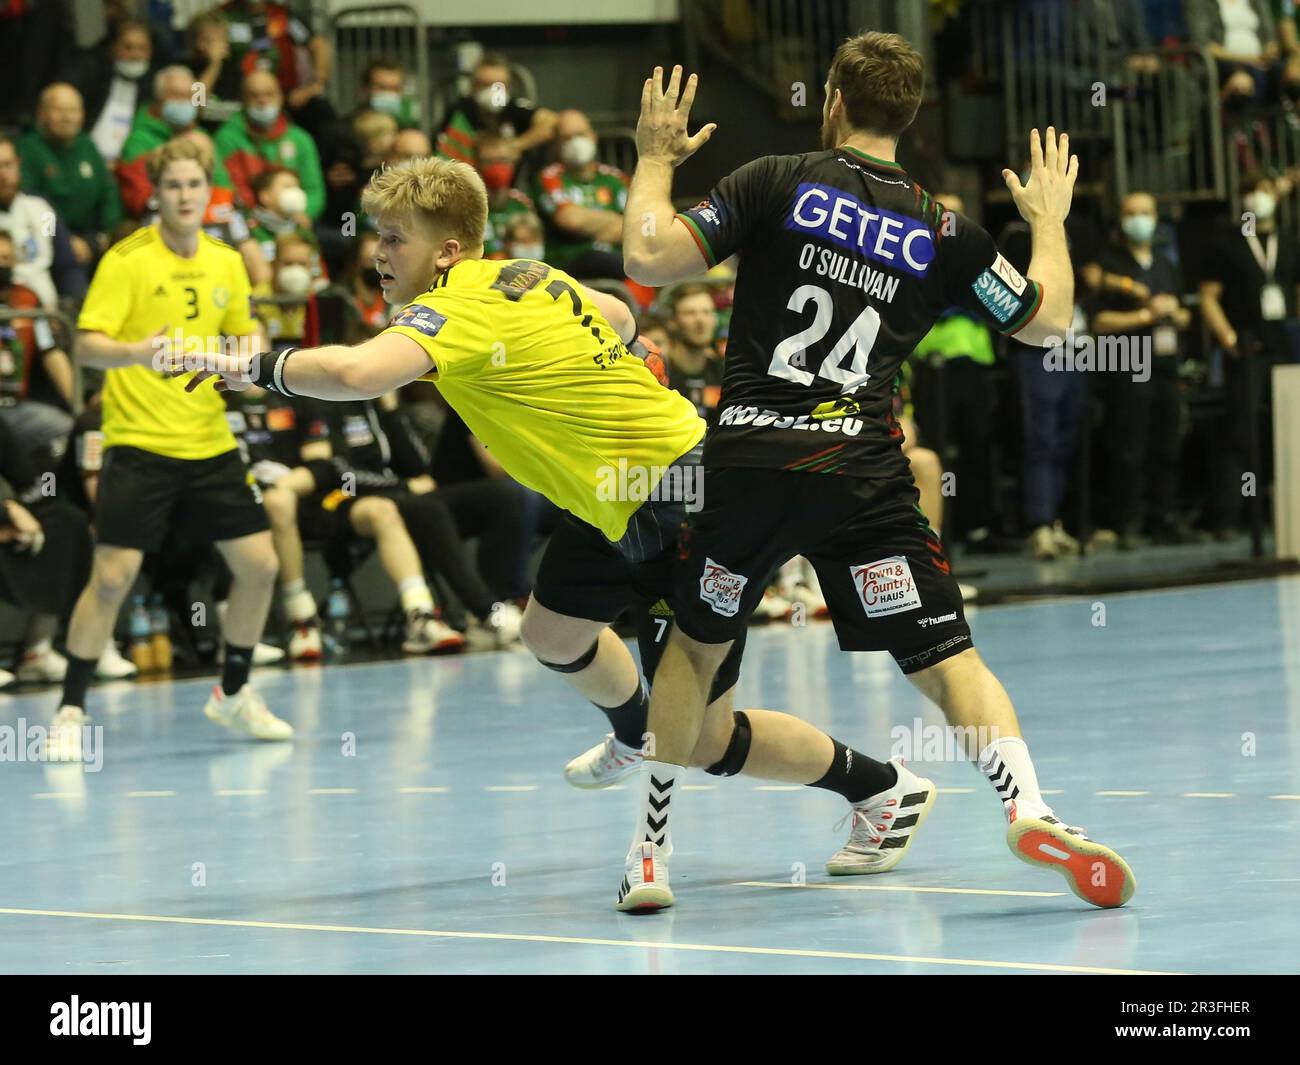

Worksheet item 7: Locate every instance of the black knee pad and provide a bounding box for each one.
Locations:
[705,710,752,777]
[537,638,600,674]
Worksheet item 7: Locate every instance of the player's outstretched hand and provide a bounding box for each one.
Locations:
[171,350,254,393]
[1003,127,1078,227]
[637,65,717,168]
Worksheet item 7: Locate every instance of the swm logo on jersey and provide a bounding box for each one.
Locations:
[699,558,748,616]
[971,268,1025,324]
[786,182,936,277]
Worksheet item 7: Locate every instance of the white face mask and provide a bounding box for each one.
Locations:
[561,134,597,168]
[1246,191,1277,221]
[509,243,545,261]
[475,84,507,113]
[115,59,148,80]
[276,263,312,296]
[277,186,308,217]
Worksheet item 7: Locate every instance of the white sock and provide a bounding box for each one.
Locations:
[634,760,679,852]
[977,736,1050,822]
[281,581,317,623]
[399,577,434,615]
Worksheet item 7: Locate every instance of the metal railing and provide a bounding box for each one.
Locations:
[328,4,432,132]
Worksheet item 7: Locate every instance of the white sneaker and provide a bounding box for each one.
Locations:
[402,610,466,655]
[1028,525,1059,560]
[1051,520,1080,556]
[252,642,285,666]
[47,706,89,762]
[288,620,323,661]
[0,667,14,689]
[564,733,644,789]
[958,582,978,602]
[486,601,523,647]
[16,645,68,684]
[96,642,138,680]
[203,684,294,740]
[825,758,937,875]
[616,840,674,912]
[756,588,792,621]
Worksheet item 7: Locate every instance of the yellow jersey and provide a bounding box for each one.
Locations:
[384,258,704,542]
[77,225,257,460]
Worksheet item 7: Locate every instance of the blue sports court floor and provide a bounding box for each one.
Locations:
[1,576,1298,974]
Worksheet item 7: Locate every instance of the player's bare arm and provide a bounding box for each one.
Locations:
[623,65,718,286]
[1001,126,1078,346]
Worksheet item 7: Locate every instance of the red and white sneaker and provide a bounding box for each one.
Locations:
[564,733,643,789]
[616,840,673,913]
[825,758,936,875]
[1007,812,1136,908]
[288,620,323,662]
[402,610,466,655]
[203,684,294,741]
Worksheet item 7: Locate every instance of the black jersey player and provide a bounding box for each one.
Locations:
[614,37,1135,912]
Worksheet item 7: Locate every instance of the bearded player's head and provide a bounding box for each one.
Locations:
[361,156,488,306]
[821,32,924,151]
[149,136,212,236]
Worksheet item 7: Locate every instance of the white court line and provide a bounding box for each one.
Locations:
[735,880,1064,898]
[308,788,358,796]
[398,787,448,794]
[1270,794,1300,800]
[1040,789,1065,795]
[215,789,265,797]
[1096,790,1149,797]
[125,791,175,798]
[0,906,1175,976]
[32,793,79,800]
[1183,792,1234,798]
[937,787,976,794]
[485,785,537,792]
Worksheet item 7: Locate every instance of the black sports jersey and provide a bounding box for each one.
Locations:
[677,146,1043,476]
[225,390,325,469]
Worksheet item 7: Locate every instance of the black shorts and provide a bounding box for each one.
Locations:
[95,446,270,553]
[671,466,972,674]
[532,445,746,702]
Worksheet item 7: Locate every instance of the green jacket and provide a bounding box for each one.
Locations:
[18,129,121,235]
[214,111,324,220]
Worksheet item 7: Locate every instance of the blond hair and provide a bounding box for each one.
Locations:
[361,156,488,251]
[149,135,213,184]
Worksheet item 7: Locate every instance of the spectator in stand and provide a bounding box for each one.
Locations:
[218,0,335,141]
[910,193,1000,551]
[479,135,536,259]
[436,51,557,168]
[389,128,432,164]
[500,212,546,261]
[357,58,420,130]
[1089,191,1197,548]
[215,70,325,220]
[0,135,88,309]
[1186,0,1285,108]
[117,65,209,216]
[533,109,627,278]
[257,232,324,348]
[0,417,94,688]
[187,9,243,130]
[662,284,724,420]
[1199,170,1296,537]
[77,18,155,167]
[342,232,391,336]
[248,168,314,261]
[0,231,75,464]
[19,84,123,264]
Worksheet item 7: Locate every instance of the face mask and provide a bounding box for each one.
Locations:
[370,91,403,117]
[276,263,312,295]
[1246,191,1277,220]
[561,134,596,168]
[115,59,148,80]
[480,162,515,191]
[509,243,544,261]
[475,85,506,113]
[277,186,307,217]
[162,99,196,128]
[361,267,382,288]
[1121,214,1156,243]
[0,266,11,289]
[247,103,280,127]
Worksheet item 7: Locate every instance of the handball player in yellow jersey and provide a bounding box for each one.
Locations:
[48,137,292,761]
[186,155,938,880]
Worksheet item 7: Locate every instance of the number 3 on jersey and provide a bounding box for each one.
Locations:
[769,284,880,393]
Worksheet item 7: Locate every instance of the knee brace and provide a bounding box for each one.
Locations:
[705,710,752,776]
[537,638,600,674]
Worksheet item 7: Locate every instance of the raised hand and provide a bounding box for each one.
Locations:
[636,65,717,168]
[1003,127,1078,227]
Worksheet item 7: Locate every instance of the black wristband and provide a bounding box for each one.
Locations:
[252,347,298,397]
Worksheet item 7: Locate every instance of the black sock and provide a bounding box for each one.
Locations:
[809,740,897,803]
[222,644,253,697]
[594,680,648,748]
[59,653,97,710]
